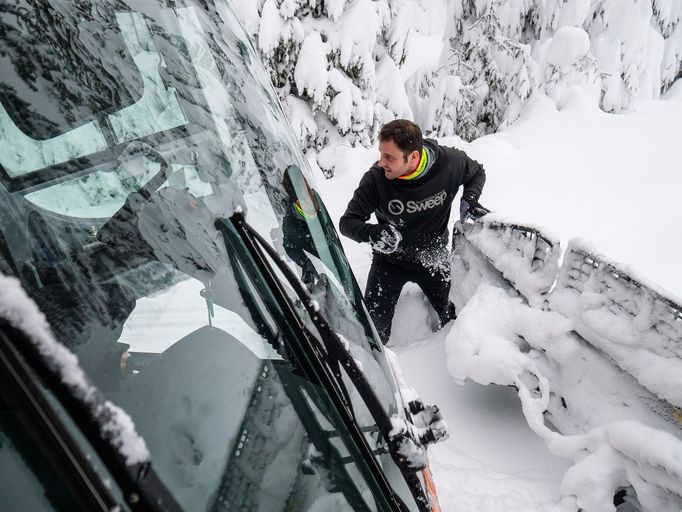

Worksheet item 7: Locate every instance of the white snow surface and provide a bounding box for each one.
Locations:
[315,84,682,510]
[545,27,591,68]
[295,32,328,107]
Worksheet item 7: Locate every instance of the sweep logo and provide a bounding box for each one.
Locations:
[388,199,404,215]
[387,191,447,216]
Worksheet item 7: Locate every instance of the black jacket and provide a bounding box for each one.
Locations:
[339,139,485,267]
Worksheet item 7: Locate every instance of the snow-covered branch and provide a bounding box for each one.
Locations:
[234,0,682,153]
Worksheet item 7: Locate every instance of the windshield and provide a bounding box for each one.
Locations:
[0,1,415,510]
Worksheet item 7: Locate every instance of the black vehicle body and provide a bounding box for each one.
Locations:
[0,1,444,511]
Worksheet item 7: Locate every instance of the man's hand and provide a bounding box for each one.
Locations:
[459,194,484,221]
[368,224,402,254]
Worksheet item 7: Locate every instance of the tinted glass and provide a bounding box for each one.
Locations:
[0,1,413,510]
[0,415,77,511]
[0,363,122,511]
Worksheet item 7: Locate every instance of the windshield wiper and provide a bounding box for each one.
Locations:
[0,319,182,511]
[227,211,448,512]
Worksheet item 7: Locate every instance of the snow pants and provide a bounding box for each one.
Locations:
[364,255,456,344]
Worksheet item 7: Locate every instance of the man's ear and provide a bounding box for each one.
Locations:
[409,150,421,166]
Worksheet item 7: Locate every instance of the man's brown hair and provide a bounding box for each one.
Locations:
[378,119,423,156]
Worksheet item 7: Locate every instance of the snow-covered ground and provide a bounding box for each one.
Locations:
[469,83,682,300]
[314,82,682,511]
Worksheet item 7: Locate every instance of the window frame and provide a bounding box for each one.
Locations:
[0,321,119,511]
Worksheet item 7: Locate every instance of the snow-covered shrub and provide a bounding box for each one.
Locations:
[232,0,414,176]
[412,0,682,140]
[654,0,682,88]
[407,0,539,140]
[537,26,601,108]
[235,0,681,147]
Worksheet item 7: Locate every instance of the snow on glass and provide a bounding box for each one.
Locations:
[0,274,150,465]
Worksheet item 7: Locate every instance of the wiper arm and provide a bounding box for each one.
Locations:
[228,211,447,512]
[236,214,392,419]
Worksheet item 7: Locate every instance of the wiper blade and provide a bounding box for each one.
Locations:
[0,320,182,511]
[228,211,446,512]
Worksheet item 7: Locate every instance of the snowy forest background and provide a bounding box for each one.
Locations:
[232,0,682,176]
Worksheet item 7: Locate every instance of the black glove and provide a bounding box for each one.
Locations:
[459,194,487,221]
[367,224,401,254]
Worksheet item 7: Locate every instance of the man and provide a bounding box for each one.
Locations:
[339,119,486,344]
[281,165,322,285]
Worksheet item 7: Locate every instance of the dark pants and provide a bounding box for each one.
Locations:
[364,256,456,344]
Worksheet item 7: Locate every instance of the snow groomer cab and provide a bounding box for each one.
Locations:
[0,1,447,511]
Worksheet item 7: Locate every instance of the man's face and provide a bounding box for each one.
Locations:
[378,139,420,180]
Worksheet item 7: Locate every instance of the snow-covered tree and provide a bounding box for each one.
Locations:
[408,1,539,140]
[654,0,682,89]
[232,0,415,176]
[235,0,681,147]
[409,0,682,141]
[537,26,601,109]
